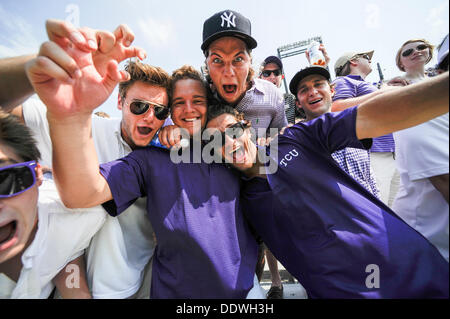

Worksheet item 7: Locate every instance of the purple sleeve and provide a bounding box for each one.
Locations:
[99,151,147,216]
[280,106,371,154]
[332,77,357,101]
[332,77,378,101]
[355,81,378,96]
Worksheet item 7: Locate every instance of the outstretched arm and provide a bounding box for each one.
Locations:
[331,86,400,112]
[356,72,449,140]
[25,20,143,208]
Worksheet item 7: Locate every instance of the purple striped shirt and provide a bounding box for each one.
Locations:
[332,75,395,152]
[236,79,288,138]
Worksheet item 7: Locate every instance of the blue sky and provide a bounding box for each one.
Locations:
[0,0,448,117]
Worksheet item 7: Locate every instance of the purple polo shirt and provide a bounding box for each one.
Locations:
[332,75,395,153]
[242,107,448,298]
[99,147,258,299]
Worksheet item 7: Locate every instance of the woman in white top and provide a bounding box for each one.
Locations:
[390,38,449,261]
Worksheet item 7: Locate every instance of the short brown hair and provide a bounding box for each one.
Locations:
[0,111,40,162]
[169,65,210,104]
[396,39,435,72]
[119,60,171,102]
[206,103,245,123]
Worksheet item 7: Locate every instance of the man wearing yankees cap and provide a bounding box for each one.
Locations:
[201,10,288,141]
[158,9,288,149]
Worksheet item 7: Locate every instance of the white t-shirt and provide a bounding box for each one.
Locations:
[22,97,157,298]
[393,113,449,261]
[0,179,106,299]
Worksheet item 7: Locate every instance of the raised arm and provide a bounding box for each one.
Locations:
[0,55,36,113]
[25,20,143,208]
[356,72,449,140]
[0,20,145,122]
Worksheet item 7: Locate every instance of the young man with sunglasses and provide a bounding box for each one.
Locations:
[259,56,298,125]
[24,23,265,298]
[0,20,170,299]
[0,111,105,298]
[332,50,400,208]
[207,66,450,298]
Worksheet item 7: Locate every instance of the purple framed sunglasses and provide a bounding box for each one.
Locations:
[0,161,37,198]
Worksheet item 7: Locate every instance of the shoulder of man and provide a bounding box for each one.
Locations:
[254,78,284,104]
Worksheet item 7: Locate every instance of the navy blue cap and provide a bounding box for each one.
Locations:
[263,56,283,70]
[201,10,257,51]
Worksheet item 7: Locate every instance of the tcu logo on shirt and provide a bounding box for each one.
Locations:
[279,149,299,167]
[220,11,236,28]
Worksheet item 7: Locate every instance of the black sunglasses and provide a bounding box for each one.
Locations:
[129,100,170,120]
[355,54,371,62]
[261,69,282,77]
[0,161,37,198]
[206,120,251,146]
[401,44,428,57]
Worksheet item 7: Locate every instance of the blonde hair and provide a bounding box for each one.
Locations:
[396,39,434,72]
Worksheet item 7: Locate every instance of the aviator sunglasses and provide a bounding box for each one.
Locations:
[261,69,282,77]
[129,100,170,120]
[401,44,428,58]
[0,161,37,198]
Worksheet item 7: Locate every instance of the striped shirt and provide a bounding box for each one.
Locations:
[332,147,380,198]
[235,78,288,138]
[332,75,395,153]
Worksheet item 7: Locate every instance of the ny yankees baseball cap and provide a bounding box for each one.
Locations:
[289,66,331,96]
[201,10,258,51]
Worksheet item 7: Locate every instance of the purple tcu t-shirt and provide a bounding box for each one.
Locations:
[332,75,395,153]
[100,147,258,298]
[242,107,448,298]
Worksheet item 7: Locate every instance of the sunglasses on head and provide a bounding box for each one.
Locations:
[0,161,37,198]
[129,100,170,120]
[261,69,282,77]
[402,44,428,57]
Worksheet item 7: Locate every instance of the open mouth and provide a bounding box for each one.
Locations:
[229,145,246,163]
[309,98,323,105]
[137,127,153,136]
[223,85,237,94]
[0,221,17,246]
